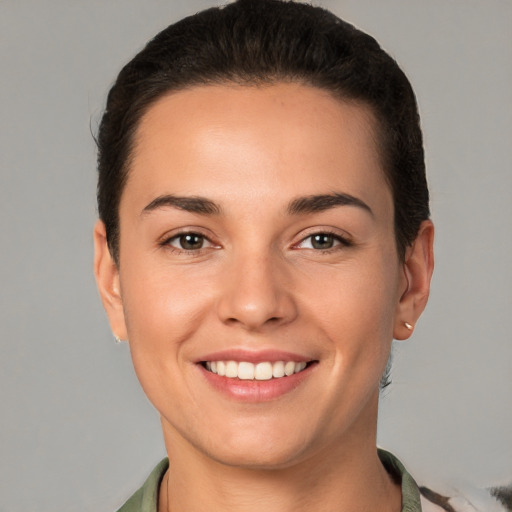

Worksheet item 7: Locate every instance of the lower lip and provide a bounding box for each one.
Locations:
[198,363,316,402]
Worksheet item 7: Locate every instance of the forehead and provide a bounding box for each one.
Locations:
[125,82,390,215]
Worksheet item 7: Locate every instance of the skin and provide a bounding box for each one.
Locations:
[94,83,434,512]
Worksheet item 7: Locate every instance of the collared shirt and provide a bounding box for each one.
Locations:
[116,449,424,511]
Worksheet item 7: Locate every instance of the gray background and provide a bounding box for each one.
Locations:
[1,1,510,510]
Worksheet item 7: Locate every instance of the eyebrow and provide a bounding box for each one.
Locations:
[141,195,221,216]
[141,192,372,217]
[287,193,373,216]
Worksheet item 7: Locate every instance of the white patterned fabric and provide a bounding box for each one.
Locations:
[419,482,511,512]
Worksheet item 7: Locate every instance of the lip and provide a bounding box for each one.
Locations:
[195,348,312,364]
[195,349,318,402]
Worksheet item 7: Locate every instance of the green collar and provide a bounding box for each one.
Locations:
[378,448,423,512]
[116,449,422,512]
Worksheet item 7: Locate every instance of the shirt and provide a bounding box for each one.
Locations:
[116,449,423,511]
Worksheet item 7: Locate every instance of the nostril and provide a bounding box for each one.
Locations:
[223,315,283,327]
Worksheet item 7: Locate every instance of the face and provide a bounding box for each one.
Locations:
[96,83,428,470]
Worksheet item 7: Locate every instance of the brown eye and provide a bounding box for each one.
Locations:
[168,233,206,250]
[310,233,335,250]
[296,232,349,251]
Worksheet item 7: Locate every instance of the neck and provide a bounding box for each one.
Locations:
[158,396,401,512]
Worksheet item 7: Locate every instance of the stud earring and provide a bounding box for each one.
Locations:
[404,322,413,331]
[114,335,125,343]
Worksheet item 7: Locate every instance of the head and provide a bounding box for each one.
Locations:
[97,0,429,266]
[94,0,433,470]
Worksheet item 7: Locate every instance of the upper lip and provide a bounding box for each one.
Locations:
[195,348,314,364]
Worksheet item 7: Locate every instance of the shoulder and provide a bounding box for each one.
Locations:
[115,458,169,512]
[418,483,512,512]
[378,448,423,511]
[116,487,145,512]
[378,449,512,512]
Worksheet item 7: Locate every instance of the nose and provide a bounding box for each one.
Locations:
[216,250,298,331]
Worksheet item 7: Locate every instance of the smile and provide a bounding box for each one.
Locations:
[203,360,308,380]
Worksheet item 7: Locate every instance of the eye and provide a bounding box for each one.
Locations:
[296,232,349,250]
[166,232,211,251]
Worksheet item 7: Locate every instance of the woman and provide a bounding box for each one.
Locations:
[93,0,435,510]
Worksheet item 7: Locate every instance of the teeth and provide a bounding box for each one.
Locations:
[272,361,285,378]
[284,361,296,376]
[254,362,273,380]
[295,361,307,372]
[204,360,309,380]
[238,362,255,380]
[225,361,238,378]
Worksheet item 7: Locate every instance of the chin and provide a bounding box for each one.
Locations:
[191,419,319,470]
[205,441,310,470]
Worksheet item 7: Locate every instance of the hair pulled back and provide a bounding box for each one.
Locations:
[97,0,429,264]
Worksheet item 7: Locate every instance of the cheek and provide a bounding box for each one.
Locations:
[299,255,400,330]
[120,264,215,346]
[118,265,214,411]
[297,252,400,377]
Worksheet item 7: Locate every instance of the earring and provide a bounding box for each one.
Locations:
[114,335,125,343]
[404,322,413,331]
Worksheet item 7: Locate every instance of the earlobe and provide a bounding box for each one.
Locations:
[93,220,128,341]
[394,220,434,341]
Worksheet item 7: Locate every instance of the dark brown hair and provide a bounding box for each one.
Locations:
[97,0,429,265]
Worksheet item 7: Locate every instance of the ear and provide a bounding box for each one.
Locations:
[93,220,128,341]
[394,220,434,340]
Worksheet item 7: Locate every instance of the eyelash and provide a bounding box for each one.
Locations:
[161,229,352,255]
